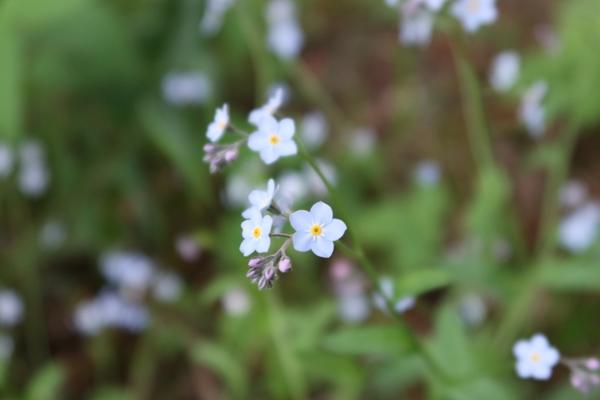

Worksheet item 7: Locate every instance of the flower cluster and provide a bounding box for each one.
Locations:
[0,289,24,361]
[74,251,183,336]
[203,89,299,173]
[386,0,498,47]
[239,179,347,289]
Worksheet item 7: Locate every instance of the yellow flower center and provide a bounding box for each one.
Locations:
[218,120,227,129]
[530,352,541,363]
[252,227,262,238]
[310,224,323,237]
[269,134,281,145]
[467,0,480,12]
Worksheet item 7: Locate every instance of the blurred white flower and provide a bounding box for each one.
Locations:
[277,171,309,207]
[301,112,328,149]
[266,0,304,59]
[290,202,347,258]
[240,208,273,256]
[0,143,13,177]
[152,271,183,302]
[100,251,156,293]
[304,160,336,197]
[559,202,600,253]
[207,104,229,143]
[0,290,24,327]
[18,141,49,198]
[162,72,211,105]
[520,81,548,138]
[451,0,497,32]
[200,0,235,35]
[349,127,376,157]
[222,287,251,316]
[458,294,487,327]
[248,116,297,164]
[338,294,371,324]
[413,160,441,187]
[39,220,66,250]
[373,278,416,314]
[242,179,278,219]
[0,335,14,360]
[74,290,149,335]
[249,88,285,126]
[560,181,587,209]
[175,235,202,262]
[400,8,434,46]
[513,334,560,380]
[423,0,446,11]
[489,51,520,92]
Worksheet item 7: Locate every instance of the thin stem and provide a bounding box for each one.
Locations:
[270,233,292,239]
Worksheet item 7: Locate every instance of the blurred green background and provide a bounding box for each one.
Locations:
[1,0,600,398]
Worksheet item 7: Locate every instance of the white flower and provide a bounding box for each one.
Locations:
[559,202,600,253]
[290,202,347,258]
[513,334,560,380]
[175,235,202,262]
[304,160,336,197]
[277,171,309,207]
[400,8,434,47]
[240,208,273,256]
[222,287,251,316]
[0,290,24,327]
[248,115,297,164]
[152,271,183,302]
[267,20,304,60]
[200,0,235,35]
[301,112,328,149]
[489,51,520,92]
[413,160,441,187]
[100,251,156,293]
[424,0,446,11]
[162,72,211,105]
[338,294,371,323]
[349,127,376,157]
[74,291,149,335]
[39,220,66,250]
[458,294,487,327]
[242,179,278,218]
[520,81,548,138]
[18,141,49,198]
[373,278,416,314]
[451,0,497,32]
[248,88,285,126]
[560,180,587,209]
[266,0,303,60]
[0,143,13,178]
[206,104,229,143]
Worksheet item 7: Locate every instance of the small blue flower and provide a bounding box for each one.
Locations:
[290,202,347,258]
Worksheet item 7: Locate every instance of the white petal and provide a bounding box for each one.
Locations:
[543,348,560,366]
[279,118,295,139]
[256,236,271,253]
[530,334,549,350]
[513,340,530,358]
[259,115,279,134]
[248,109,263,125]
[292,231,312,252]
[516,360,534,379]
[531,364,552,380]
[248,132,266,151]
[290,210,312,231]
[311,237,334,258]
[277,139,297,156]
[323,219,347,241]
[260,147,279,164]
[249,190,268,209]
[261,215,273,233]
[310,201,333,224]
[240,238,256,256]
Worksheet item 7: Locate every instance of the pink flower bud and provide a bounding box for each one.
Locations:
[203,144,217,153]
[248,258,262,268]
[586,358,600,371]
[264,266,275,280]
[224,148,238,162]
[278,257,292,273]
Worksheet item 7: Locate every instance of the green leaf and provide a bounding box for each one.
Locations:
[442,378,517,400]
[0,27,21,139]
[26,362,65,400]
[90,387,133,400]
[321,325,414,357]
[191,340,248,398]
[395,268,453,298]
[537,260,600,292]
